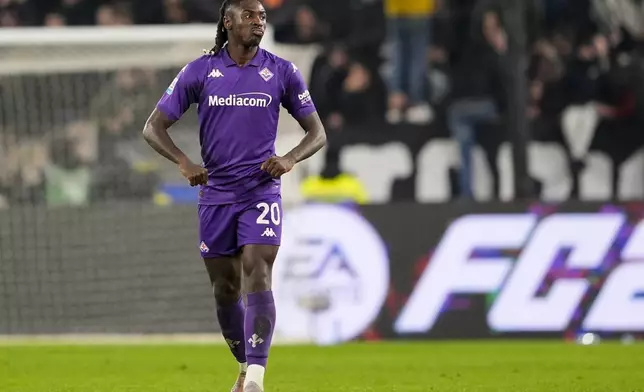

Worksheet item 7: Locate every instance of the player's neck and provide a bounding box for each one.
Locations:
[226,42,259,66]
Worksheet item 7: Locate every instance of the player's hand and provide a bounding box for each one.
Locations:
[261,155,296,178]
[179,158,208,186]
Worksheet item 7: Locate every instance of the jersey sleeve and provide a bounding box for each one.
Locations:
[281,62,317,121]
[156,61,202,121]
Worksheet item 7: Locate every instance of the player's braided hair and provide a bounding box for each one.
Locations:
[206,0,243,55]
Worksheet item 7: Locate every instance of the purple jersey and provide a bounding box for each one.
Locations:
[156,48,316,205]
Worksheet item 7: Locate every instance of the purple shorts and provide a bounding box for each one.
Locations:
[198,194,282,258]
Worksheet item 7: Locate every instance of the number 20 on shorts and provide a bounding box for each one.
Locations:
[256,202,281,225]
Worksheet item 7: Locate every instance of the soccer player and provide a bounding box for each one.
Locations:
[141,0,327,391]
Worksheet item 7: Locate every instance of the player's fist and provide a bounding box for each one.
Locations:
[179,159,208,186]
[261,155,296,178]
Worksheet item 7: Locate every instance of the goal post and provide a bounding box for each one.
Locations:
[0,24,272,74]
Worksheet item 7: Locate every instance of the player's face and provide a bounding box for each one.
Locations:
[229,1,267,47]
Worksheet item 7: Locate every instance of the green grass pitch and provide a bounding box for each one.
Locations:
[1,340,643,391]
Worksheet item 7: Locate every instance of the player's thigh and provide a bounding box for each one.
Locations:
[203,255,242,302]
[236,194,282,250]
[203,255,242,286]
[198,204,240,259]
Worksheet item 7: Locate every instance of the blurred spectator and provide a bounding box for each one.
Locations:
[0,9,19,26]
[384,0,438,125]
[565,30,641,194]
[44,137,92,207]
[163,0,188,24]
[526,38,568,136]
[0,0,36,26]
[58,0,101,26]
[309,45,350,132]
[447,10,508,200]
[88,69,161,200]
[342,0,387,67]
[274,4,330,44]
[335,61,387,128]
[531,38,565,81]
[593,0,644,43]
[44,12,67,26]
[526,42,568,142]
[90,69,158,155]
[0,132,18,207]
[311,48,387,133]
[1,136,48,205]
[96,2,132,26]
[473,0,543,48]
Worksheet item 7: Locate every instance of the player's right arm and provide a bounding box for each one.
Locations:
[142,109,187,165]
[142,61,207,186]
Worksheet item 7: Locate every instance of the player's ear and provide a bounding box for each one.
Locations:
[224,15,232,30]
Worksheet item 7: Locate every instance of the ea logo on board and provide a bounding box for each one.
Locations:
[273,204,389,344]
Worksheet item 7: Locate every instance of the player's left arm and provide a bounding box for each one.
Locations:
[284,111,326,164]
[262,63,327,178]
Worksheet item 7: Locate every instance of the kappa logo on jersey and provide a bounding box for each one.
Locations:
[208,69,224,78]
[298,90,311,105]
[259,67,274,82]
[261,228,277,237]
[199,241,209,253]
[291,63,298,73]
[394,213,644,334]
[208,92,273,108]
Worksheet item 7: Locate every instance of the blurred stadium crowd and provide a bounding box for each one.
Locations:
[2,0,644,206]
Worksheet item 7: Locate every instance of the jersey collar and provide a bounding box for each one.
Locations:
[222,46,264,67]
